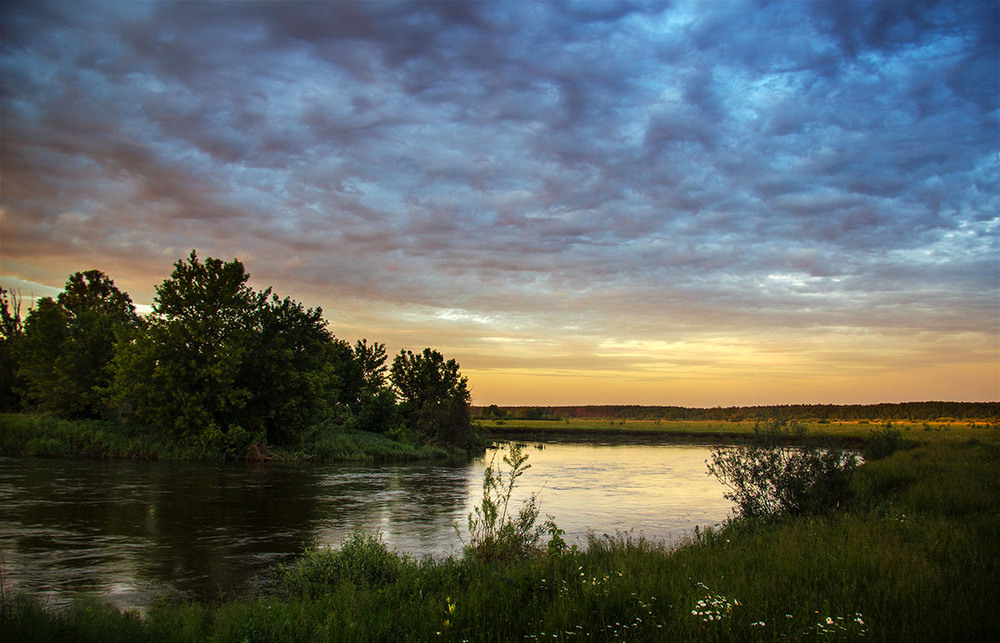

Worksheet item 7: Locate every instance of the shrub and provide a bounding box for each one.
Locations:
[864,425,915,461]
[708,419,858,521]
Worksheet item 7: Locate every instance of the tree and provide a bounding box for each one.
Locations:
[390,348,472,445]
[239,293,345,445]
[112,251,261,444]
[332,339,400,434]
[112,250,359,450]
[0,287,24,411]
[17,298,71,413]
[17,271,137,417]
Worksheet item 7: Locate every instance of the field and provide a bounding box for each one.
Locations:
[3,429,998,641]
[478,417,998,444]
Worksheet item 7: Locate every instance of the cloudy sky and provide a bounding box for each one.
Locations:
[2,0,997,406]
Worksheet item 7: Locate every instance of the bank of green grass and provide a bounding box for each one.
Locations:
[0,413,453,462]
[482,417,999,445]
[3,437,998,641]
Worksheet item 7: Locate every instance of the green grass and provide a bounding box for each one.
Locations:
[3,437,998,641]
[0,413,454,462]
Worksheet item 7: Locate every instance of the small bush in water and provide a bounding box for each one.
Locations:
[708,419,858,521]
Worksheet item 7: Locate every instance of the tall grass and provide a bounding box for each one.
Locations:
[0,413,453,462]
[3,440,998,641]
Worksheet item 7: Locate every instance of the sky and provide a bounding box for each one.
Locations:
[1,0,998,407]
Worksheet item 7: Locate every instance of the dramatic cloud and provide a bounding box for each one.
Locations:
[2,0,997,405]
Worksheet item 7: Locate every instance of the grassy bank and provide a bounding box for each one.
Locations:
[481,417,1000,445]
[0,414,457,462]
[3,436,998,641]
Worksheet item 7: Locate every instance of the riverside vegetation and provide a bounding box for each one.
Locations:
[3,427,998,641]
[0,252,481,461]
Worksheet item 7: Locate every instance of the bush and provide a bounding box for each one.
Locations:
[708,419,858,521]
[864,425,915,460]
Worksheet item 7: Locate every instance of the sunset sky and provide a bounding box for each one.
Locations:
[1,1,997,406]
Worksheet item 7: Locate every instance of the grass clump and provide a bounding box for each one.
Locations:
[862,423,917,461]
[280,531,412,596]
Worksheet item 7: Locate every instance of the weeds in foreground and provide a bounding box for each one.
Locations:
[462,442,556,562]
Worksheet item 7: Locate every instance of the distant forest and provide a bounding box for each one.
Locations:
[476,402,999,422]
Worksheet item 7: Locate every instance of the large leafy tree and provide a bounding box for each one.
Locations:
[112,251,261,443]
[390,348,471,445]
[112,250,352,448]
[17,271,138,417]
[239,294,345,445]
[336,339,399,434]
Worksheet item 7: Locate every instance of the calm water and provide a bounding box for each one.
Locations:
[0,442,733,609]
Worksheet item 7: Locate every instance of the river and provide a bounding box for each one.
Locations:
[0,441,734,610]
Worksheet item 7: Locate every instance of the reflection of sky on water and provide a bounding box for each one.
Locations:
[466,443,731,549]
[0,444,732,609]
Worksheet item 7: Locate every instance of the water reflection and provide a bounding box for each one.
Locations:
[470,443,731,547]
[0,442,732,609]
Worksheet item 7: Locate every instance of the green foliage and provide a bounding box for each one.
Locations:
[464,442,554,562]
[14,298,67,413]
[281,531,411,597]
[334,340,402,435]
[239,294,344,446]
[0,287,24,412]
[391,348,472,446]
[16,271,139,419]
[110,252,361,449]
[112,251,260,441]
[708,419,859,521]
[5,251,476,454]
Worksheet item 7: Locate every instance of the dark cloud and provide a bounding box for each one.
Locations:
[1,0,997,402]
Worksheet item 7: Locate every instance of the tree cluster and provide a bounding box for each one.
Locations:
[0,251,474,452]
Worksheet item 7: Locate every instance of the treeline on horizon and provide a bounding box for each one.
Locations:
[476,401,999,422]
[0,251,475,455]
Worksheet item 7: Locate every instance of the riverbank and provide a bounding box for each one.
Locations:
[0,413,468,462]
[3,436,998,641]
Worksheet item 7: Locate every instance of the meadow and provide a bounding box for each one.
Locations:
[2,430,998,641]
[479,416,998,445]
